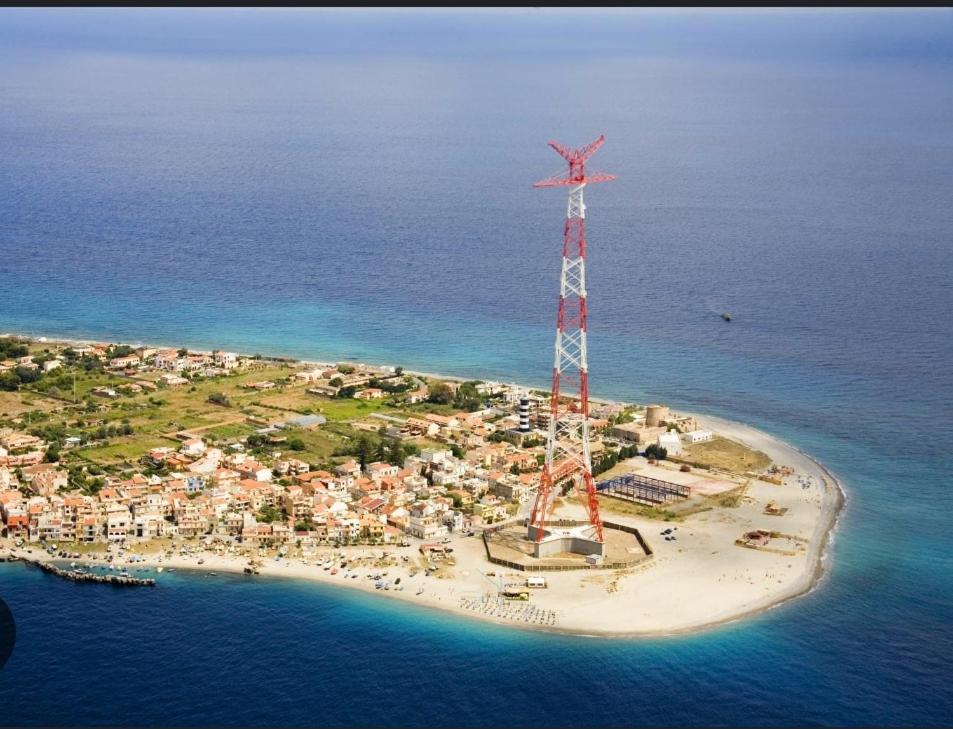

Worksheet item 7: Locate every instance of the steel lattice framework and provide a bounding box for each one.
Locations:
[528,135,615,544]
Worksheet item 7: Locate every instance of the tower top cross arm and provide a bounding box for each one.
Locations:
[533,134,616,188]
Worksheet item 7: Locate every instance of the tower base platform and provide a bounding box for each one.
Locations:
[482,519,652,572]
[526,523,605,558]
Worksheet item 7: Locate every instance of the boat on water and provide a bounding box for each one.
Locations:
[721,312,732,321]
[157,566,164,573]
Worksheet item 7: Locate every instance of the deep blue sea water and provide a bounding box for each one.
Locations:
[1,8,952,726]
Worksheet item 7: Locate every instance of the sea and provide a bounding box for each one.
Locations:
[1,8,952,726]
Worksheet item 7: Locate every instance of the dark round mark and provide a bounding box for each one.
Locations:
[0,597,15,670]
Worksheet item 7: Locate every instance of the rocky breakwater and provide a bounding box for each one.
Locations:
[25,558,156,587]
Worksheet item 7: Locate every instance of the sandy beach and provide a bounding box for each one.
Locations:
[8,416,845,638]
[3,331,846,637]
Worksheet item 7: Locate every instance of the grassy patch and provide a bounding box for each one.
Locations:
[74,436,173,464]
[0,391,64,418]
[275,427,342,461]
[596,494,684,522]
[202,422,258,441]
[679,436,772,474]
[302,397,390,422]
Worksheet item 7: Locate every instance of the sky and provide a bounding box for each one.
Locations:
[0,8,950,63]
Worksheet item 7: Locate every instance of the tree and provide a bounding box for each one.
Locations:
[288,437,306,452]
[258,505,281,523]
[428,382,454,405]
[15,366,41,384]
[644,444,668,461]
[336,364,355,375]
[386,438,406,466]
[177,348,189,357]
[107,344,135,359]
[355,435,373,469]
[454,381,482,411]
[80,356,104,373]
[0,338,29,359]
[208,392,231,407]
[44,445,61,463]
[395,366,404,376]
[329,377,343,387]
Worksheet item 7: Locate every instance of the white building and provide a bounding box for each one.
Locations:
[681,430,714,445]
[180,438,206,457]
[106,507,132,541]
[214,351,239,369]
[407,502,449,540]
[657,429,683,457]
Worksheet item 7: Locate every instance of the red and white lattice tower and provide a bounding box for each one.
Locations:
[528,135,615,544]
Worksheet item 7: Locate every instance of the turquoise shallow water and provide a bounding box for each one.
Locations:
[1,8,952,726]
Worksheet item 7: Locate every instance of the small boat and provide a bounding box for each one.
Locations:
[208,572,217,576]
[721,312,732,321]
[416,588,424,596]
[157,566,164,573]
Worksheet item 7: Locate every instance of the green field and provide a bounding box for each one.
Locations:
[75,436,175,465]
[1,352,462,476]
[293,395,392,422]
[201,422,258,441]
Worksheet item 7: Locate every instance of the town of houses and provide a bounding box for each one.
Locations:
[0,336,712,552]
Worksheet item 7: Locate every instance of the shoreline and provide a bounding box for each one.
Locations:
[2,328,847,638]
